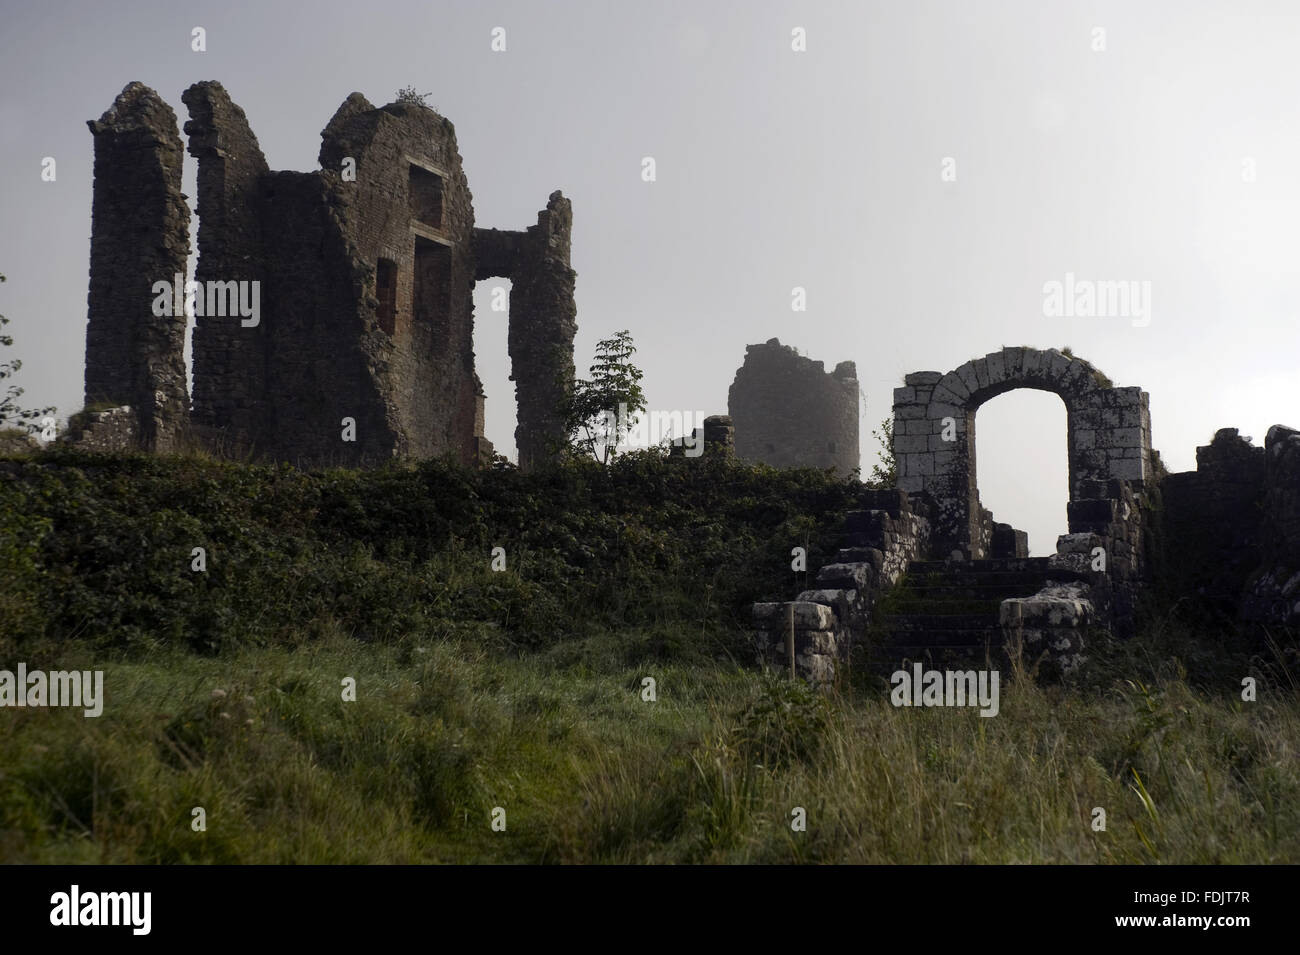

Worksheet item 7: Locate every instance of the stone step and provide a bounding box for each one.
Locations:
[902,583,1047,601]
[906,558,1052,575]
[901,570,1054,590]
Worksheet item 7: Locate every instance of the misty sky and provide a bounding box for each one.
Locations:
[2,0,1298,555]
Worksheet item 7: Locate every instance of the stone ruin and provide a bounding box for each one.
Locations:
[76,81,577,469]
[728,338,859,474]
[892,346,1152,560]
[751,346,1300,683]
[57,84,1300,681]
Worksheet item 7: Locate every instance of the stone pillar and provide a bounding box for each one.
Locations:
[508,191,577,471]
[182,81,270,454]
[85,82,191,452]
[1069,386,1152,496]
[893,371,970,554]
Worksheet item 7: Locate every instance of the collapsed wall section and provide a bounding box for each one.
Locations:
[182,81,269,454]
[82,81,577,471]
[1163,425,1300,628]
[728,338,860,474]
[1246,425,1300,625]
[84,82,191,451]
[1161,427,1265,612]
[319,97,481,466]
[472,191,578,471]
[751,489,932,682]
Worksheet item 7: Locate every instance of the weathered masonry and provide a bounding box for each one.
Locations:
[892,346,1152,560]
[754,345,1300,685]
[80,81,577,468]
[728,338,860,474]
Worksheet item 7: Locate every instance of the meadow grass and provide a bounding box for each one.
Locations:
[2,621,1296,864]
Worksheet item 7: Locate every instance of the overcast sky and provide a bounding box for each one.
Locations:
[2,0,1298,554]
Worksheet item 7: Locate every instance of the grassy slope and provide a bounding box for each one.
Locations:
[0,450,1297,863]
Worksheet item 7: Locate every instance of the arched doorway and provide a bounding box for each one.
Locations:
[975,389,1069,556]
[892,347,1152,559]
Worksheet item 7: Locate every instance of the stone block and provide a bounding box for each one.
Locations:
[816,562,874,591]
[1109,457,1145,481]
[904,453,935,476]
[986,350,1006,383]
[894,434,930,453]
[905,371,943,386]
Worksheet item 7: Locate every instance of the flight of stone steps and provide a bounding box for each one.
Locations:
[865,557,1060,668]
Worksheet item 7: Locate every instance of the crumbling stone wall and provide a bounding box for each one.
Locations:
[894,347,1153,558]
[998,479,1152,677]
[1163,425,1300,628]
[1245,425,1300,625]
[84,83,191,452]
[80,81,577,469]
[728,338,859,474]
[668,414,735,459]
[61,406,138,453]
[752,489,931,682]
[473,192,578,471]
[1051,478,1150,637]
[181,82,269,454]
[1161,428,1265,614]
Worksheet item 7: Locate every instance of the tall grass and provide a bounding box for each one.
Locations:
[2,624,1296,863]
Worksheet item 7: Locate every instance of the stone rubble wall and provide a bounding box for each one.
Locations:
[999,580,1094,678]
[84,83,192,453]
[1158,424,1300,629]
[1161,428,1265,614]
[999,476,1152,675]
[668,414,735,459]
[1240,425,1300,626]
[751,489,931,682]
[61,406,139,453]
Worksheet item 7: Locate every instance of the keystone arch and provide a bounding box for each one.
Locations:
[892,347,1152,558]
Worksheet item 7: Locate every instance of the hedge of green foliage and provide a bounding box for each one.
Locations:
[0,449,869,658]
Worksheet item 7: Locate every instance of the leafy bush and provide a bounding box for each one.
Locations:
[0,449,866,656]
[729,675,832,768]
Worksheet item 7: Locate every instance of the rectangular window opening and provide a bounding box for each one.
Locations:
[409,164,444,228]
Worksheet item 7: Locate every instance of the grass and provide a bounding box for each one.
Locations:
[2,621,1296,864]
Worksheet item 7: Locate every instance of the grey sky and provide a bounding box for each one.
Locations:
[2,0,1298,554]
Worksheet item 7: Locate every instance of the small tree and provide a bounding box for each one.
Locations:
[0,274,56,435]
[395,86,434,109]
[561,330,647,464]
[868,417,897,489]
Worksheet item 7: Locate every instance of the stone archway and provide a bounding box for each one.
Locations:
[892,347,1152,558]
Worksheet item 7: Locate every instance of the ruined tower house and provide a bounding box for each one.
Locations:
[81,81,577,469]
[727,338,860,474]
